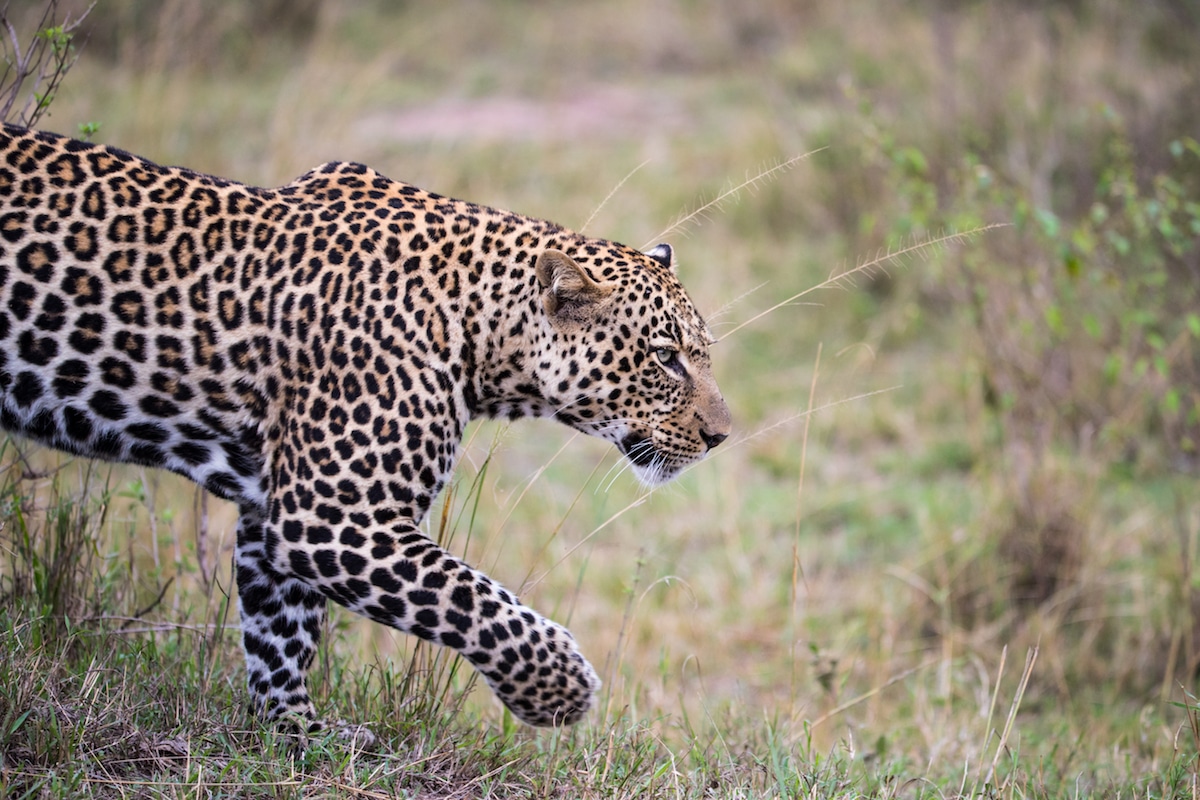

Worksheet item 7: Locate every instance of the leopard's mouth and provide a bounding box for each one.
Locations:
[618,433,688,486]
[619,434,660,468]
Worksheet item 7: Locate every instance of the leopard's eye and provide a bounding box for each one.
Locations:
[653,347,684,376]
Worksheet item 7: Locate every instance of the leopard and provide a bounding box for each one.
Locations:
[0,123,731,734]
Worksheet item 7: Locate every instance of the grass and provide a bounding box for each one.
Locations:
[2,0,1200,796]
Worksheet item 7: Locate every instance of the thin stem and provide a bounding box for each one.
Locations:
[642,150,825,247]
[718,225,1008,343]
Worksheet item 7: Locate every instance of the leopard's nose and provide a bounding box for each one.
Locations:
[700,429,728,450]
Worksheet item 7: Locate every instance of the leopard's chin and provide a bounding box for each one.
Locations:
[629,460,682,487]
[618,434,687,487]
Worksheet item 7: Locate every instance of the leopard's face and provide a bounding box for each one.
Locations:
[534,243,731,485]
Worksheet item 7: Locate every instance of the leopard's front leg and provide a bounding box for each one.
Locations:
[254,510,599,727]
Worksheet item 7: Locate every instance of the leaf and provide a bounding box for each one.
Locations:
[8,708,32,734]
[1044,304,1063,335]
[1164,388,1181,416]
[1063,250,1081,278]
[1034,208,1060,239]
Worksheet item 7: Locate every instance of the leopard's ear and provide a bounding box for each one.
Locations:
[644,243,675,273]
[536,249,610,319]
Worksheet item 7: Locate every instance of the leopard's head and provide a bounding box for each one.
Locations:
[534,243,731,486]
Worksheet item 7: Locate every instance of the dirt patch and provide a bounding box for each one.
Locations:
[356,85,686,144]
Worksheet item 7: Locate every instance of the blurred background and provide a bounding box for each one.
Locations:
[4,0,1200,790]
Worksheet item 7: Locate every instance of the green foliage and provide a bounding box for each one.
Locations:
[847,93,1200,471]
[830,90,1200,675]
[0,446,123,635]
[0,1,91,127]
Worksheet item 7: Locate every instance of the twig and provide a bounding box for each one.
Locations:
[643,150,825,247]
[581,159,650,234]
[717,225,1008,342]
[0,1,94,127]
[80,618,237,635]
[122,576,175,627]
[971,644,1008,793]
[194,485,212,592]
[806,657,939,732]
[719,386,901,453]
[982,644,1038,788]
[705,280,769,326]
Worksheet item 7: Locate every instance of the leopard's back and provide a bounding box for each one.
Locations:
[0,124,277,502]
